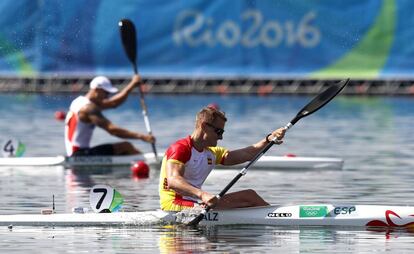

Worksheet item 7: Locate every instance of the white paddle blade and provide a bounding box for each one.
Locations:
[89,185,124,213]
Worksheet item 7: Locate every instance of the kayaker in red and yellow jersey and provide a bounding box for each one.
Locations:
[64,75,155,156]
[159,106,286,211]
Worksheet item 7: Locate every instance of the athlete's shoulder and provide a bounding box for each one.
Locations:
[165,136,192,163]
[206,145,227,154]
[70,96,92,112]
[206,146,228,165]
[71,96,90,105]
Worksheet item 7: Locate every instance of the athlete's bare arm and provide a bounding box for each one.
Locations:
[222,127,286,166]
[78,104,155,143]
[166,162,218,207]
[99,75,141,109]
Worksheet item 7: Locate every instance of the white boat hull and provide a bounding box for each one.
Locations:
[199,204,414,227]
[1,204,413,228]
[224,156,344,170]
[0,154,155,167]
[0,153,344,170]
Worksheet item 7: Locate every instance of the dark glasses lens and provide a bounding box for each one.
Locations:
[206,123,225,136]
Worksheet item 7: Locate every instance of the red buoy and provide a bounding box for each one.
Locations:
[130,161,150,178]
[285,153,297,157]
[54,111,66,121]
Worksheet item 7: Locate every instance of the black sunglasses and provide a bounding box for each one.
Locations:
[205,122,225,136]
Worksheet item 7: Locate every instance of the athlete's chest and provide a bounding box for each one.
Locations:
[184,149,215,177]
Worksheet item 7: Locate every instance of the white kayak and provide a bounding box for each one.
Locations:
[0,153,344,170]
[1,204,414,228]
[0,154,156,167]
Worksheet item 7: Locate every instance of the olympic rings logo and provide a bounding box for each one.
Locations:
[303,210,319,217]
[299,206,328,218]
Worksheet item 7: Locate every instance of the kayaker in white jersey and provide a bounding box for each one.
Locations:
[159,106,286,211]
[65,75,155,156]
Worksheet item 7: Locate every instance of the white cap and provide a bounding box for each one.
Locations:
[90,76,118,93]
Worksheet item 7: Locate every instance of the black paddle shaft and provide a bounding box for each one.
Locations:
[187,79,350,226]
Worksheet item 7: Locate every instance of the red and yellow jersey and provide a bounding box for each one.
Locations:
[159,136,228,211]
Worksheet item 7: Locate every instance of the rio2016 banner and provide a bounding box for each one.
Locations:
[0,0,411,79]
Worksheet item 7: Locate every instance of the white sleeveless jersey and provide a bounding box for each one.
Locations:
[64,96,95,155]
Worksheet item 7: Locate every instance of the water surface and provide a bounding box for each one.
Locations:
[1,94,414,253]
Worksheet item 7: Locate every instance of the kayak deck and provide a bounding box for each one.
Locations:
[0,153,344,170]
[1,204,414,228]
